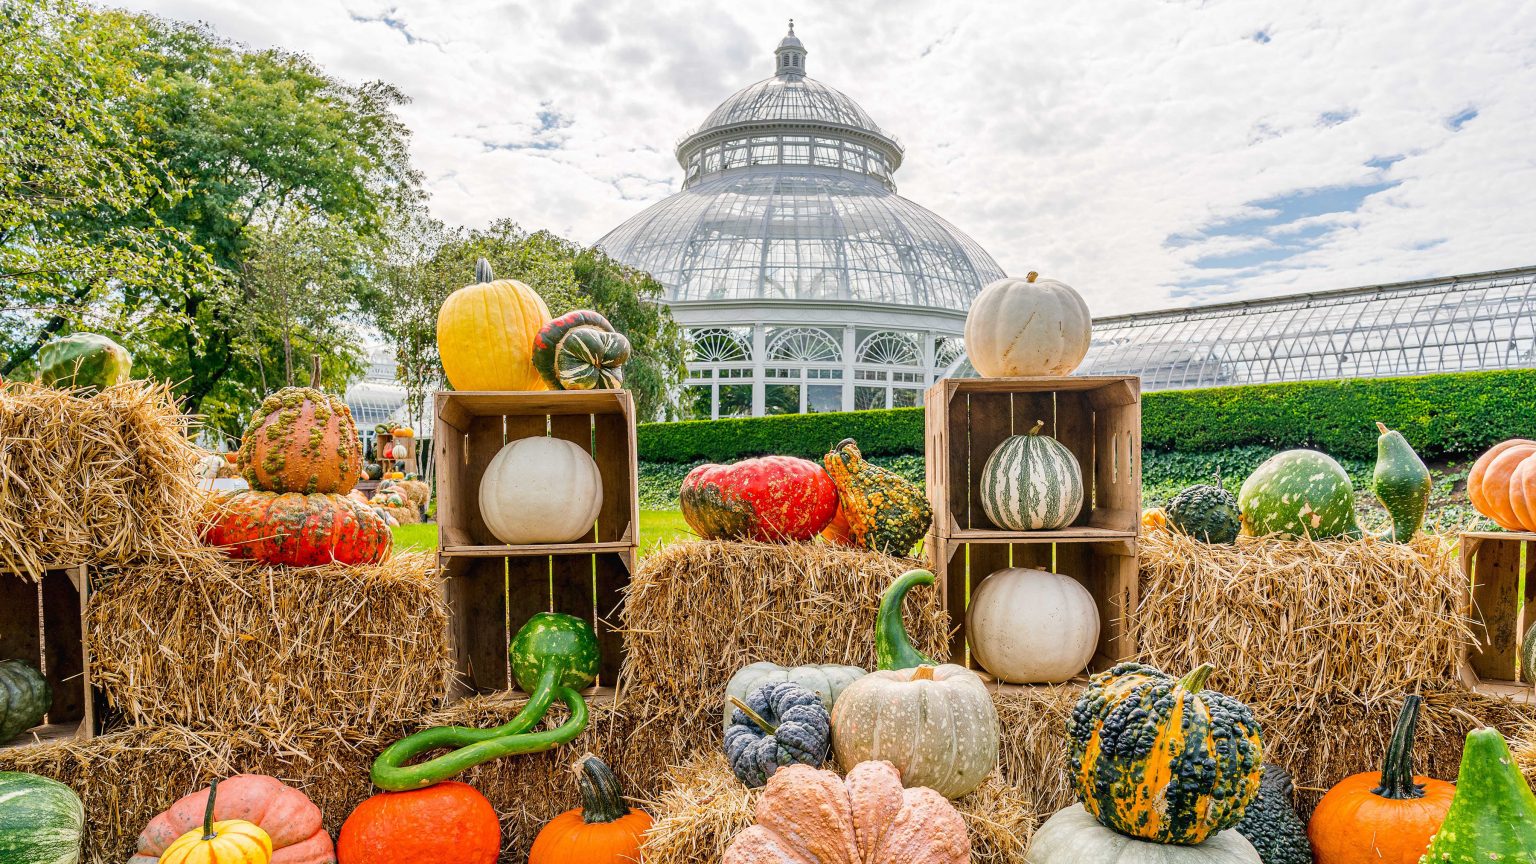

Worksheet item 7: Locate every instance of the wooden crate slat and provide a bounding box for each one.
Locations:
[964,392,1014,531]
[944,389,968,533]
[593,400,637,545]
[1054,391,1095,527]
[593,552,630,688]
[0,566,97,748]
[1468,537,1524,683]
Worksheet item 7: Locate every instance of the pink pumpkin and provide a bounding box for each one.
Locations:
[130,774,335,864]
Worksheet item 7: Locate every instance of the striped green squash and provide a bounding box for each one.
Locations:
[0,772,84,864]
[980,421,1084,530]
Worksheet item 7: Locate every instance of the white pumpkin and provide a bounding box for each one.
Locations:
[478,436,603,544]
[1026,804,1260,864]
[965,272,1092,377]
[966,567,1099,684]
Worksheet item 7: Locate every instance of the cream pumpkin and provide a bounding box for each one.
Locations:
[479,436,603,544]
[964,272,1092,377]
[723,760,969,864]
[1026,803,1260,864]
[966,567,1099,684]
[829,664,999,799]
[437,258,552,392]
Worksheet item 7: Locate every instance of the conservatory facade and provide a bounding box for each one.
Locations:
[598,24,1003,418]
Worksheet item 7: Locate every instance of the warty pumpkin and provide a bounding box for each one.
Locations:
[1068,662,1263,845]
[680,455,838,542]
[722,760,970,864]
[723,661,867,732]
[1469,438,1536,531]
[964,271,1092,377]
[725,681,832,787]
[201,491,392,567]
[1234,765,1312,864]
[822,438,931,555]
[157,780,273,864]
[529,754,651,864]
[337,781,500,864]
[436,258,552,392]
[1027,803,1261,864]
[478,436,603,545]
[1306,695,1452,864]
[132,774,333,864]
[830,664,999,799]
[237,387,362,495]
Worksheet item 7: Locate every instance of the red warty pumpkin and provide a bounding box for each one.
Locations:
[130,774,334,864]
[680,455,838,543]
[337,782,500,864]
[238,387,362,494]
[202,490,391,567]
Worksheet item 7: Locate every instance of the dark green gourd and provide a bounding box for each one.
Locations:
[1235,765,1313,864]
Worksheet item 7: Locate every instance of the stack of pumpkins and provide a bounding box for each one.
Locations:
[202,387,391,566]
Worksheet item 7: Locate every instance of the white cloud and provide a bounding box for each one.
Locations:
[119,0,1536,315]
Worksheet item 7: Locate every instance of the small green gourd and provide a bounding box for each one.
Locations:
[1235,765,1313,864]
[1371,422,1432,542]
[1418,726,1536,862]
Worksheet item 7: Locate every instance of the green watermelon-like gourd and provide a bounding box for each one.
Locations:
[1372,422,1432,542]
[980,420,1084,530]
[531,310,631,391]
[0,659,52,743]
[1166,483,1242,544]
[1239,449,1360,539]
[37,333,132,392]
[0,771,84,864]
[1418,726,1536,862]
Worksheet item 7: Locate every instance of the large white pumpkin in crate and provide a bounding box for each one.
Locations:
[964,272,1091,377]
[479,436,603,544]
[967,567,1100,684]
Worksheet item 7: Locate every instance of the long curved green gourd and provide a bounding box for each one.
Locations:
[875,569,938,670]
[1418,726,1536,861]
[371,612,600,791]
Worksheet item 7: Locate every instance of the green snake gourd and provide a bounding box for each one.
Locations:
[875,569,939,670]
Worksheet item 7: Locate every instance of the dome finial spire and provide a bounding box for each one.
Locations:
[775,20,806,77]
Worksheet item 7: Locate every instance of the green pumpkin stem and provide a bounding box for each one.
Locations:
[201,778,220,841]
[1373,695,1427,800]
[727,695,779,735]
[573,753,630,824]
[1027,420,1045,436]
[1178,663,1215,692]
[475,257,494,283]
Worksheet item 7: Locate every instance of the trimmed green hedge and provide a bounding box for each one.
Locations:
[639,369,1536,463]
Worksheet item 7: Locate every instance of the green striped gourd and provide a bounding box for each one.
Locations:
[0,772,84,864]
[1238,449,1360,540]
[980,420,1083,530]
[37,333,132,393]
[0,659,52,742]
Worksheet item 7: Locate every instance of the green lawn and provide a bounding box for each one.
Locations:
[390,510,696,556]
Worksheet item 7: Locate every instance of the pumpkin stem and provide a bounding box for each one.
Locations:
[728,695,779,735]
[1025,271,1038,283]
[1026,420,1045,436]
[1376,421,1390,435]
[200,778,220,841]
[911,665,936,681]
[1373,695,1427,800]
[1178,663,1214,692]
[573,753,631,824]
[475,257,494,283]
[835,437,859,453]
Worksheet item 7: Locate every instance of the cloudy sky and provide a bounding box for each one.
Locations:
[121,0,1536,315]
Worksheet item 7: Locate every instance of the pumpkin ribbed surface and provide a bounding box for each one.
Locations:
[337,782,500,864]
[158,821,271,864]
[680,455,838,542]
[237,388,362,495]
[131,774,334,864]
[0,771,84,864]
[979,424,1083,530]
[202,491,391,567]
[1068,662,1263,845]
[723,662,867,732]
[1027,803,1261,864]
[964,272,1092,377]
[0,659,52,743]
[822,438,931,554]
[529,755,651,864]
[1469,439,1536,531]
[437,259,551,392]
[726,681,832,787]
[478,436,603,545]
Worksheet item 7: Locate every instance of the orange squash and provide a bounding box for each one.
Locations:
[529,754,651,864]
[337,782,499,864]
[237,387,362,495]
[1468,439,1536,530]
[132,774,333,864]
[155,780,273,864]
[1306,696,1454,864]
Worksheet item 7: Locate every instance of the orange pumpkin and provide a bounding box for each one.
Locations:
[1141,507,1168,532]
[154,780,273,864]
[1468,439,1536,530]
[1307,695,1454,864]
[337,781,499,864]
[821,502,855,547]
[529,755,651,864]
[131,774,333,864]
[237,387,362,495]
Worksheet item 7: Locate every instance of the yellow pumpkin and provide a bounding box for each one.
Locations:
[159,780,273,864]
[437,258,551,391]
[1141,507,1168,532]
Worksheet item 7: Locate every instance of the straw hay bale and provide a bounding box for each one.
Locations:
[1516,722,1536,787]
[87,551,451,729]
[993,683,1081,816]
[0,381,212,577]
[641,753,1036,864]
[395,479,430,508]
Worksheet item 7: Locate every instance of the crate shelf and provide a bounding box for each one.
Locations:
[0,565,104,751]
[925,376,1141,539]
[1460,530,1536,698]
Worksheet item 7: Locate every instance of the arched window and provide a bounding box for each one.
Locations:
[857,331,921,366]
[768,327,841,363]
[689,328,751,363]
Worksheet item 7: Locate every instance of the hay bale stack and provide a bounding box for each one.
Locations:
[88,551,451,729]
[993,683,1080,816]
[618,539,950,777]
[641,753,1035,864]
[0,381,212,576]
[1516,723,1536,787]
[395,479,430,508]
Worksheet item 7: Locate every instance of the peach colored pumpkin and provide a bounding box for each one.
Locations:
[722,760,969,864]
[1468,439,1536,530]
[131,774,335,864]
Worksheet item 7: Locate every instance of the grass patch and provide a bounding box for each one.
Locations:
[389,511,697,557]
[390,522,439,552]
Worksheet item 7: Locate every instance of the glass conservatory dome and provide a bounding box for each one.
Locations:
[598,23,1005,419]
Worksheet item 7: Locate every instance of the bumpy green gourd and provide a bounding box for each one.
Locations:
[371,613,599,791]
[1371,422,1431,542]
[1235,765,1313,864]
[875,570,938,671]
[1166,483,1242,544]
[1418,726,1536,862]
[37,333,132,392]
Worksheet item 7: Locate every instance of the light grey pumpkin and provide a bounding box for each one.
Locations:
[1026,804,1261,864]
[722,661,867,733]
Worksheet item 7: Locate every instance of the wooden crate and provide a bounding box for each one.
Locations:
[0,566,102,749]
[434,390,638,554]
[440,551,630,701]
[926,535,1138,688]
[1460,530,1536,704]
[925,376,1141,541]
